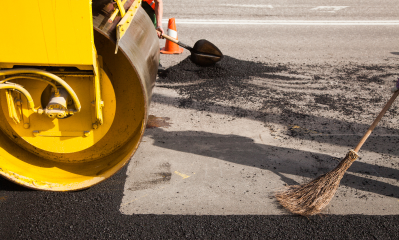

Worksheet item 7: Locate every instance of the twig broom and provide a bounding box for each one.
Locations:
[276,83,399,216]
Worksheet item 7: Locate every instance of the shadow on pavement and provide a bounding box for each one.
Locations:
[152,93,399,158]
[155,56,399,157]
[0,177,32,191]
[147,128,399,199]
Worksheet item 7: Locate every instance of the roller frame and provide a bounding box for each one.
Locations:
[0,0,159,191]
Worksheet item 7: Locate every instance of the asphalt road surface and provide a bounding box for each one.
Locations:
[1,0,399,239]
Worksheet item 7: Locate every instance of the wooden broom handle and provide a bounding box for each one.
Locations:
[354,90,399,153]
[156,30,179,44]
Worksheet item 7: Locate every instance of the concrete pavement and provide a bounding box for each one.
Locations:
[121,74,399,215]
[119,1,399,216]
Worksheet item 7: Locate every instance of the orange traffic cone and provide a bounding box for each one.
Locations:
[160,18,184,54]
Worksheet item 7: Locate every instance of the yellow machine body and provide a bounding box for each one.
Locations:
[0,0,97,71]
[0,0,159,191]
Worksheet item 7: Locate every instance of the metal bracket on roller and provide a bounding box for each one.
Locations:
[115,0,126,18]
[5,90,21,124]
[108,0,127,23]
[32,130,91,137]
[115,0,142,54]
[93,56,104,127]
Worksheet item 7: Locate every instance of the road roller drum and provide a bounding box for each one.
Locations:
[0,0,158,191]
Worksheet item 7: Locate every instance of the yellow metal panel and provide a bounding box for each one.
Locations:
[0,1,48,65]
[0,0,95,69]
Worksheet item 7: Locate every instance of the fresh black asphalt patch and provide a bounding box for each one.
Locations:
[1,168,399,239]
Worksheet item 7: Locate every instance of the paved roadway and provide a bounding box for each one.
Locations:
[162,0,399,64]
[1,0,399,239]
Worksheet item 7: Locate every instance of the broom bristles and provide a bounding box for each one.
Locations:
[276,150,359,216]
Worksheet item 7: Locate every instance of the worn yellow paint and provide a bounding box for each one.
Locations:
[289,125,318,134]
[121,170,193,207]
[0,0,96,71]
[174,171,190,179]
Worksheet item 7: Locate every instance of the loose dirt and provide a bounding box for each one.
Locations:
[148,56,399,214]
[158,56,399,137]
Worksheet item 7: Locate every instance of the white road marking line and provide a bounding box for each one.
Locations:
[311,6,349,12]
[165,19,399,26]
[220,4,273,8]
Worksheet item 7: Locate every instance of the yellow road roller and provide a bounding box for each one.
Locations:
[0,0,159,191]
